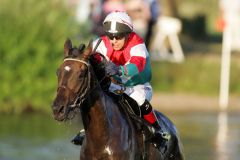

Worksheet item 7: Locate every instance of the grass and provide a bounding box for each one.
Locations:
[151,39,240,96]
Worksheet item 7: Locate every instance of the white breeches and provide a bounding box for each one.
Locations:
[109,82,153,106]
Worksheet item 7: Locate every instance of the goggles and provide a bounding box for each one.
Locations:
[106,33,126,40]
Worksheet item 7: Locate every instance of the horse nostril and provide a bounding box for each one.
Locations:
[52,105,58,114]
[58,105,65,114]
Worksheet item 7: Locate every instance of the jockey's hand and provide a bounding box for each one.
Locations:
[105,61,122,76]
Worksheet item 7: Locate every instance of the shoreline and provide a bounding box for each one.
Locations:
[151,93,240,113]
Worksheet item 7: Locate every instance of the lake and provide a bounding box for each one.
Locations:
[0,111,239,160]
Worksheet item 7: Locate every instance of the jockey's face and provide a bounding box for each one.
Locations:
[107,33,127,51]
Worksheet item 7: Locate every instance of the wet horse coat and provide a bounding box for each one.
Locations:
[52,39,184,160]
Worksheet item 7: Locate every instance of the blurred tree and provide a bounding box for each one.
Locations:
[0,0,80,113]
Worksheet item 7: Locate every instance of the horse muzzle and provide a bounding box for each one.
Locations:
[52,103,68,121]
[52,95,69,121]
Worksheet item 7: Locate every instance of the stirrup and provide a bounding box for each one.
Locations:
[152,130,170,151]
[161,131,171,141]
[152,125,171,141]
[71,129,85,145]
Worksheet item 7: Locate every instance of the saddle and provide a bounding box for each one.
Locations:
[108,92,156,140]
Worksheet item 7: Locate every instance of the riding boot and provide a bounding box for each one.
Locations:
[140,100,171,149]
[151,119,171,150]
[71,129,85,145]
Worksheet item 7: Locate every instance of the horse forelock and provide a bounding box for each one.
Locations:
[66,47,82,58]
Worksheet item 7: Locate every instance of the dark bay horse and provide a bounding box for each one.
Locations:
[52,39,184,160]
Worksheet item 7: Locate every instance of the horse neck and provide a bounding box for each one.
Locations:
[81,85,114,141]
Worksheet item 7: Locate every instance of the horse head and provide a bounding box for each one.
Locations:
[52,39,93,121]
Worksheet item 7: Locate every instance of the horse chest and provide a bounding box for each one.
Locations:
[80,146,136,160]
[80,136,138,160]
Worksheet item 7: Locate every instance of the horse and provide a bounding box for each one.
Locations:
[52,39,185,160]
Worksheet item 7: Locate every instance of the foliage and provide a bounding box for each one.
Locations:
[151,54,240,96]
[162,0,219,35]
[0,0,83,113]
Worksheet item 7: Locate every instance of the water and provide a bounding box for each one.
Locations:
[0,114,81,160]
[170,111,240,160]
[0,112,240,160]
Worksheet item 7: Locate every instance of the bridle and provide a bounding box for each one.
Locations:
[57,39,105,117]
[62,58,91,110]
[61,57,109,109]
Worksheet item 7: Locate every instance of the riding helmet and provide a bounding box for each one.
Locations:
[103,11,133,35]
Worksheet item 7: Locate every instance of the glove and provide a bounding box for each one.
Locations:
[105,61,122,76]
[90,53,103,64]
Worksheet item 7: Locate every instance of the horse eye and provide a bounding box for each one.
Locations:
[78,70,87,78]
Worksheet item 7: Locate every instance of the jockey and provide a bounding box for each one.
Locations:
[72,11,170,149]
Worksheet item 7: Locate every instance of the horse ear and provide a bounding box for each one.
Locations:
[64,38,72,57]
[78,43,86,53]
[87,39,93,54]
[82,39,93,60]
